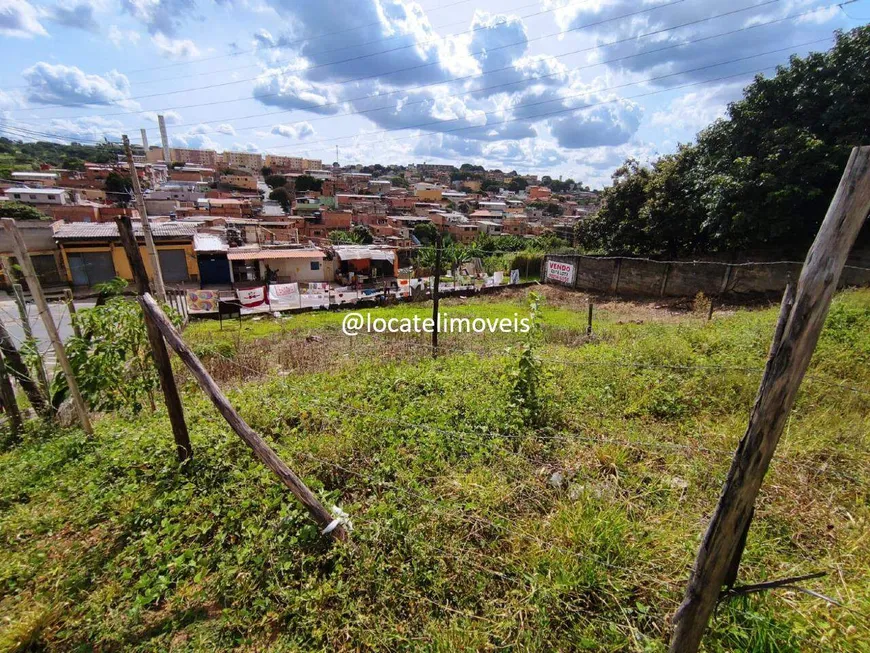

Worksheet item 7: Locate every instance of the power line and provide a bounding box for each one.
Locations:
[219,38,835,152]
[12,0,690,114]
[14,0,790,125]
[139,2,814,140]
[4,37,831,154]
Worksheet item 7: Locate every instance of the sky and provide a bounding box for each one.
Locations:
[1,0,868,187]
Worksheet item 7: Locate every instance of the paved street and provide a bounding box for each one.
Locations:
[0,294,96,370]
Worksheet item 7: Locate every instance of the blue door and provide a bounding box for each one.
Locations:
[197,254,231,286]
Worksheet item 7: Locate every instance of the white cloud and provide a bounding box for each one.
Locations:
[0,0,48,37]
[46,1,98,31]
[22,62,135,107]
[144,110,182,124]
[45,115,125,142]
[215,123,236,135]
[152,33,201,59]
[170,131,221,150]
[232,142,260,153]
[270,122,315,139]
[107,24,141,47]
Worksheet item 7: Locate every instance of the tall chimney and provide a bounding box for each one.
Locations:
[140,128,149,150]
[158,114,170,163]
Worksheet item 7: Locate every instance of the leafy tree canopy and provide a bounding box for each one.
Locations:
[0,201,50,221]
[577,27,870,257]
[264,174,287,189]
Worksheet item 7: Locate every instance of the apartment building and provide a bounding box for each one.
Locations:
[264,155,323,172]
[168,148,219,167]
[4,187,68,205]
[222,151,264,171]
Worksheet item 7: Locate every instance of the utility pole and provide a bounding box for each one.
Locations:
[1,219,92,435]
[123,134,166,302]
[115,215,191,462]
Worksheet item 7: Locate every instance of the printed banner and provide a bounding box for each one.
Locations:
[308,282,330,291]
[237,286,270,315]
[301,291,330,309]
[546,260,575,285]
[332,286,358,305]
[186,289,218,314]
[510,269,520,285]
[267,283,300,311]
[396,279,412,297]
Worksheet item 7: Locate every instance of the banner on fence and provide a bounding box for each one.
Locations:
[301,291,330,309]
[510,269,520,285]
[268,283,301,311]
[237,286,270,315]
[308,282,330,291]
[186,289,219,314]
[333,285,358,305]
[396,279,411,297]
[546,260,575,285]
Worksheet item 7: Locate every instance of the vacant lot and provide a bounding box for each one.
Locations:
[2,287,868,651]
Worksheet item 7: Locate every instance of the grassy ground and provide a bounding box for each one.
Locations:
[1,286,868,651]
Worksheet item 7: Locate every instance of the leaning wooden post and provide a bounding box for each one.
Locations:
[115,215,192,463]
[2,219,92,435]
[431,231,442,359]
[139,293,349,541]
[0,352,23,439]
[586,302,593,336]
[669,146,870,652]
[63,288,82,339]
[12,282,50,397]
[0,318,51,417]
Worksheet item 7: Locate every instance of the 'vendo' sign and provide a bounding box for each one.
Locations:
[546,260,575,285]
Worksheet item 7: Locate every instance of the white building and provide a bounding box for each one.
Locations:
[4,187,68,205]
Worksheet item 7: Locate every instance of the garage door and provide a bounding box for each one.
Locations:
[158,249,189,283]
[67,252,116,287]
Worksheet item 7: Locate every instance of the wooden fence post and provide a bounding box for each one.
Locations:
[2,219,92,435]
[669,146,870,652]
[586,302,593,336]
[432,232,442,358]
[115,215,192,463]
[0,352,23,439]
[12,282,50,398]
[610,258,622,294]
[139,292,348,541]
[63,288,82,339]
[0,318,51,417]
[659,263,671,297]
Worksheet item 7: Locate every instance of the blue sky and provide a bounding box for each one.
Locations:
[1,0,868,186]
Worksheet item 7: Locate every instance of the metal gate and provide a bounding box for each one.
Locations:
[158,249,189,283]
[67,252,116,287]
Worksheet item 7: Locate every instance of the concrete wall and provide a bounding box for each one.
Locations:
[545,253,870,297]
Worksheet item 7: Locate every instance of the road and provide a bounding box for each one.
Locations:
[0,295,97,370]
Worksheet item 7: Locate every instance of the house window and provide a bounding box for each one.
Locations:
[13,194,20,199]
[310,261,320,271]
[30,195,38,200]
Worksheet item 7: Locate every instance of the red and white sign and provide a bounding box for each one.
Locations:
[547,260,575,285]
[237,286,269,314]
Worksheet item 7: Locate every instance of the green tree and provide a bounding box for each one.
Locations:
[264,174,287,189]
[577,27,870,256]
[269,187,292,212]
[0,201,49,221]
[295,174,322,193]
[62,158,86,171]
[104,171,133,206]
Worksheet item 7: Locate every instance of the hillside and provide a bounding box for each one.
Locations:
[1,287,868,651]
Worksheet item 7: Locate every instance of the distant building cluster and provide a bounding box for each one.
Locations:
[0,141,599,292]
